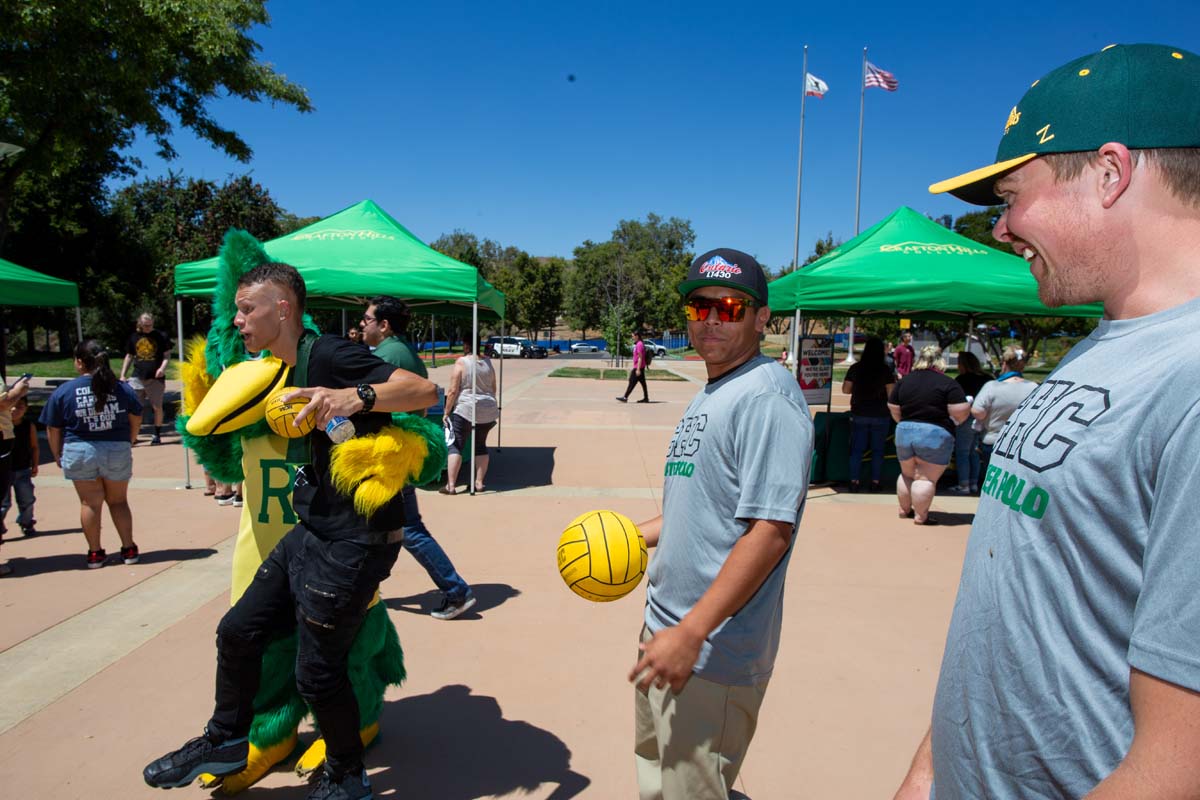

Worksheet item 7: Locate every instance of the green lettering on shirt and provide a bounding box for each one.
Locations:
[664,460,695,478]
[258,459,298,525]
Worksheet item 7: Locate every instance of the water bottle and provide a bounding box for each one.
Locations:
[325,416,355,444]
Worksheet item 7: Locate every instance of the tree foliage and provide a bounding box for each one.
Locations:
[563,214,695,345]
[0,0,312,246]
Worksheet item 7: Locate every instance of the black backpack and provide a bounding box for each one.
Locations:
[642,344,654,367]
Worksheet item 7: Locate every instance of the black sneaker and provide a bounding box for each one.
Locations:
[308,767,373,800]
[431,593,477,620]
[151,434,162,445]
[20,524,36,537]
[615,396,627,403]
[143,730,248,789]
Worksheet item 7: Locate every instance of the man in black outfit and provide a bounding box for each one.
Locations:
[143,263,436,800]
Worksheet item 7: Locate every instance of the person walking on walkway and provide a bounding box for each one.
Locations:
[120,312,171,445]
[443,341,498,495]
[628,248,812,800]
[41,341,142,568]
[617,331,650,403]
[362,295,476,620]
[895,43,1200,800]
[888,345,970,525]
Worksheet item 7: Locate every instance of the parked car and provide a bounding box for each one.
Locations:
[486,335,547,358]
[645,340,668,358]
[570,342,601,353]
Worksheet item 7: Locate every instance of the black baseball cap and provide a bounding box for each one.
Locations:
[678,248,768,305]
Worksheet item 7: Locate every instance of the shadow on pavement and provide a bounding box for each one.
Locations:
[3,546,218,577]
[926,512,975,527]
[0,526,80,540]
[385,582,520,618]
[370,684,591,799]
[485,446,556,490]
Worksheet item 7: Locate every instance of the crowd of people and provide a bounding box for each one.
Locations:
[7,40,1200,800]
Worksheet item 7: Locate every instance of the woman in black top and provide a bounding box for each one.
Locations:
[951,351,992,495]
[841,337,896,493]
[888,345,971,524]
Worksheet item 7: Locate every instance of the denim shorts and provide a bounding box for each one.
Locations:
[894,421,955,465]
[62,439,133,482]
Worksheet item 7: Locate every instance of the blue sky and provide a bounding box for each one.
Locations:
[122,0,1199,271]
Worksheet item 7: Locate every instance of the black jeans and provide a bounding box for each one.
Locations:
[208,524,401,775]
[623,368,648,401]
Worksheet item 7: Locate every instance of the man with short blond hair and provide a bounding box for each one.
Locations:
[895,44,1200,800]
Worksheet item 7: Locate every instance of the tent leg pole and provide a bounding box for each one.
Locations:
[431,315,436,369]
[341,309,347,338]
[75,306,83,343]
[791,310,801,379]
[497,315,504,452]
[176,298,191,489]
[470,302,479,495]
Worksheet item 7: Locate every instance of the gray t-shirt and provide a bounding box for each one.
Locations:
[971,378,1039,445]
[645,355,813,686]
[931,296,1200,799]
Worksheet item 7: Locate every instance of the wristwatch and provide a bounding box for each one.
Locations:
[356,384,377,414]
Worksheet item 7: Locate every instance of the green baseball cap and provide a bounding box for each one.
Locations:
[930,43,1200,205]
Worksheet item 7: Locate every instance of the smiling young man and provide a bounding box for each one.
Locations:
[628,248,812,800]
[893,44,1200,800]
[144,263,436,800]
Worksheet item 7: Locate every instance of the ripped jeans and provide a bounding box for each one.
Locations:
[207,525,401,775]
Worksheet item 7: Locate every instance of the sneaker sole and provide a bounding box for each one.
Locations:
[124,557,139,565]
[87,561,105,569]
[431,595,477,620]
[145,758,248,789]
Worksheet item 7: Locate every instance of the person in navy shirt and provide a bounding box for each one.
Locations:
[40,340,142,569]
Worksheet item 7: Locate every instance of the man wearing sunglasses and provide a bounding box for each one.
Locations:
[629,248,813,800]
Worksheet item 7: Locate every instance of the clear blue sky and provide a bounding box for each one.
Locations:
[122,0,1200,271]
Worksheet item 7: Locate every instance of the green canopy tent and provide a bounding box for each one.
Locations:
[769,206,1103,321]
[174,199,505,319]
[0,257,83,380]
[172,199,508,494]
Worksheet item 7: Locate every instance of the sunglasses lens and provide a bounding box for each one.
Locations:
[685,297,752,322]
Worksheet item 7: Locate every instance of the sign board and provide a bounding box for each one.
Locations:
[899,318,911,329]
[799,337,833,406]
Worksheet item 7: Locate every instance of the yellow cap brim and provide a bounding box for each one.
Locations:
[929,153,1039,205]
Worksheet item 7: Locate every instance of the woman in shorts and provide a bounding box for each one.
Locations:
[442,340,498,495]
[888,345,971,525]
[40,340,143,568]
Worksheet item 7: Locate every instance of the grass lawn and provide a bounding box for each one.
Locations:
[549,367,686,381]
[6,354,182,380]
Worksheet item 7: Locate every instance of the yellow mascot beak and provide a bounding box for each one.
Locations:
[185,357,291,436]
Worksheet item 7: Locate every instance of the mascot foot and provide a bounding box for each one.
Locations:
[294,722,380,778]
[198,732,299,794]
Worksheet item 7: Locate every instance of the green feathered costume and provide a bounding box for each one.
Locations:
[175,230,446,792]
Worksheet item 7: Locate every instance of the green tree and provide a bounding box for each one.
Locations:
[0,0,312,247]
[490,252,563,339]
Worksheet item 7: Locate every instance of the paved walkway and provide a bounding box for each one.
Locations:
[0,357,979,798]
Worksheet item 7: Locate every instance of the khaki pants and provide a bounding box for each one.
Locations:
[634,627,768,800]
[130,377,165,413]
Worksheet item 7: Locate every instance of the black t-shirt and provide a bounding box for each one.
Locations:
[291,335,401,542]
[889,369,967,436]
[955,371,993,401]
[845,361,896,417]
[125,329,172,381]
[10,418,34,469]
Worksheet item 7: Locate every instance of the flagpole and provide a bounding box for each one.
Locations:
[842,47,867,366]
[792,45,808,273]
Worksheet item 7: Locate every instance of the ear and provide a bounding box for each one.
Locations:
[277,298,290,321]
[1095,142,1134,209]
[754,304,772,332]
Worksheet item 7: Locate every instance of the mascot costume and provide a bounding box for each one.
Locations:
[176,230,445,792]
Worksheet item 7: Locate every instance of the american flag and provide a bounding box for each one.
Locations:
[864,61,899,91]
